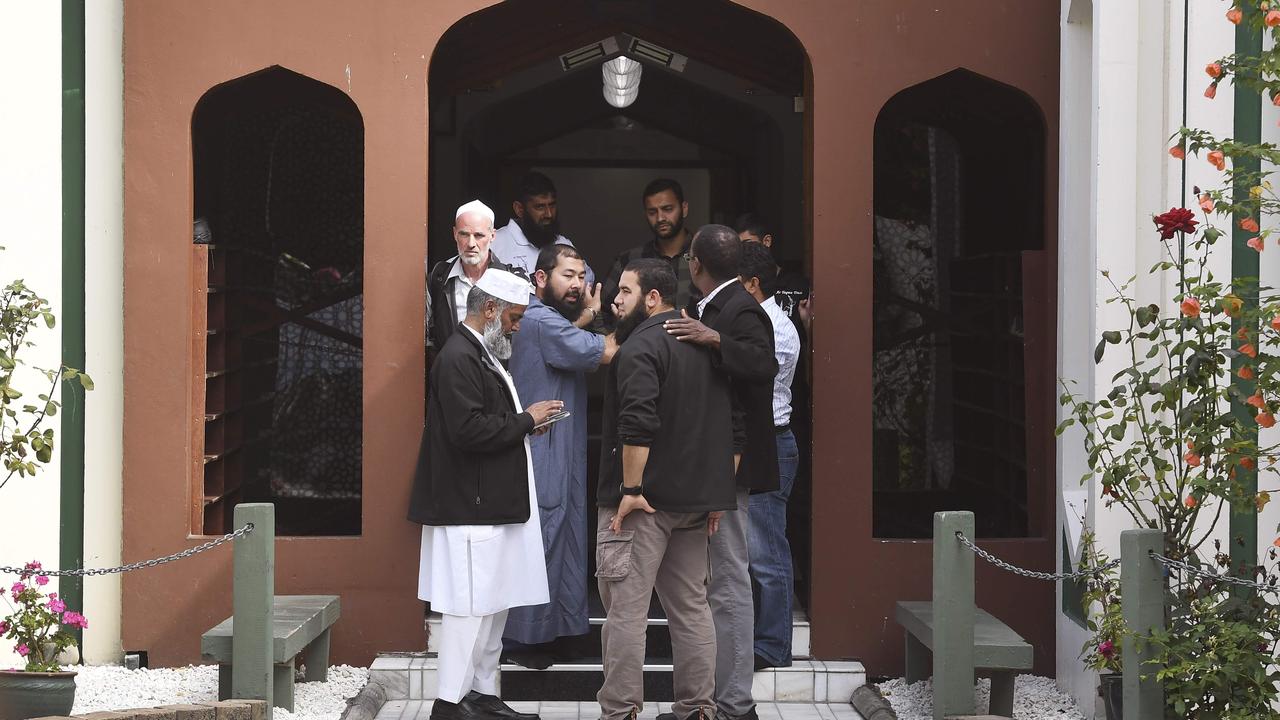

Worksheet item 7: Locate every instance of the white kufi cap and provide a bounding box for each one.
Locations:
[455,199,495,224]
[476,268,533,305]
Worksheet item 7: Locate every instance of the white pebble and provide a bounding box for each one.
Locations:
[68,664,370,720]
[876,675,1086,720]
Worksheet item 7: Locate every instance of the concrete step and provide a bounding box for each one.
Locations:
[426,609,812,660]
[375,699,867,720]
[370,654,866,704]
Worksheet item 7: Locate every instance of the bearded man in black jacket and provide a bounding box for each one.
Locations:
[664,225,777,720]
[596,259,736,720]
[409,268,564,720]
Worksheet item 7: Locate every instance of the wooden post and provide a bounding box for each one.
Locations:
[1120,529,1163,720]
[232,503,274,720]
[933,511,976,720]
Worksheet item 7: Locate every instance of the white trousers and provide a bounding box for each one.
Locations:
[437,609,509,703]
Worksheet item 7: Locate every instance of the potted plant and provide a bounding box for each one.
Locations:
[0,561,88,719]
[0,249,94,718]
[1076,531,1123,720]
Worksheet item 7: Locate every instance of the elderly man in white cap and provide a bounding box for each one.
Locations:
[428,199,528,354]
[409,267,565,720]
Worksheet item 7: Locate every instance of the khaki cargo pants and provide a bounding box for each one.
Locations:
[595,507,716,720]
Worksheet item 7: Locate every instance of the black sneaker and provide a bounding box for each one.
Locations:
[463,691,540,720]
[430,698,492,720]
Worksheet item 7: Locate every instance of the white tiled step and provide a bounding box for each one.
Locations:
[370,655,866,704]
[375,700,865,720]
[426,609,812,658]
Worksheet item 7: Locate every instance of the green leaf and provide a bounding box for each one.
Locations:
[1095,339,1107,364]
[1102,330,1122,344]
[77,373,93,391]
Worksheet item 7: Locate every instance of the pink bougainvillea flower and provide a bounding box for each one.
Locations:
[1170,145,1186,160]
[1249,236,1266,252]
[1154,207,1199,239]
[1258,411,1277,428]
[47,597,66,614]
[15,644,29,657]
[1099,640,1116,658]
[1242,217,1261,233]
[34,575,48,587]
[61,611,88,630]
[10,583,24,596]
[1180,296,1201,318]
[1199,193,1214,212]
[1241,343,1259,358]
[1184,449,1202,467]
[1208,149,1227,170]
[0,621,8,635]
[1206,83,1218,99]
[1240,365,1256,380]
[1228,6,1243,24]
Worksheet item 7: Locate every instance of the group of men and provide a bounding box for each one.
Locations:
[409,173,805,720]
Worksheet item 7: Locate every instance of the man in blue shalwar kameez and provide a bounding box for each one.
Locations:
[504,243,617,667]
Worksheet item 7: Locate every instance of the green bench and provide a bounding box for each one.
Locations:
[894,600,1032,718]
[201,595,341,712]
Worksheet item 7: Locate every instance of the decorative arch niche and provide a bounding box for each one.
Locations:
[191,66,366,536]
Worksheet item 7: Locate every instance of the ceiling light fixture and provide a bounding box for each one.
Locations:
[602,55,641,108]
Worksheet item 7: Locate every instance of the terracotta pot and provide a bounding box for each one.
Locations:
[0,669,77,720]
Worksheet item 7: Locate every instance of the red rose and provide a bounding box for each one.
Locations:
[1153,207,1199,239]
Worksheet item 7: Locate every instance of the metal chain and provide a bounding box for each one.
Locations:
[0,523,253,577]
[955,531,1120,581]
[1151,552,1280,593]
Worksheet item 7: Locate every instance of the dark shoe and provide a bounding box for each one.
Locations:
[501,649,555,670]
[753,653,792,671]
[463,691,540,720]
[431,698,490,720]
[723,709,759,720]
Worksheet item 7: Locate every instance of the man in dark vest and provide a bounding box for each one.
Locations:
[664,225,778,720]
[409,267,564,720]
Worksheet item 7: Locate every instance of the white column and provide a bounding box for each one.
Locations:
[83,0,125,665]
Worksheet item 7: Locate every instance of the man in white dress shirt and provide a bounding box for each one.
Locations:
[736,242,802,670]
[409,265,564,720]
[491,171,596,286]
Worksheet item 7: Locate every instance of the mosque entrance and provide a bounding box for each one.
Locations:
[428,0,814,678]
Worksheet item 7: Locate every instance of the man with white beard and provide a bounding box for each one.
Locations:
[409,267,565,720]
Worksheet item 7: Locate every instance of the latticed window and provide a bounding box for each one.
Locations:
[871,69,1047,539]
[191,66,365,536]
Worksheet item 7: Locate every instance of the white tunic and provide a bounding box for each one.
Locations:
[417,327,550,617]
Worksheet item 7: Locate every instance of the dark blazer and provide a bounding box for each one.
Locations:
[597,309,737,513]
[698,281,779,492]
[408,325,535,526]
[427,252,525,350]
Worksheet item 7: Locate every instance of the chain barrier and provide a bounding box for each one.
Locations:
[0,523,254,577]
[954,531,1120,581]
[1150,551,1280,593]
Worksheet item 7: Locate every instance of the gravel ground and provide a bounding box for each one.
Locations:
[876,675,1086,720]
[69,664,369,720]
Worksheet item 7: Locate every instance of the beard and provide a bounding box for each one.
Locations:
[651,214,684,241]
[483,317,513,360]
[517,214,561,249]
[614,302,649,344]
[544,285,584,323]
[460,250,485,266]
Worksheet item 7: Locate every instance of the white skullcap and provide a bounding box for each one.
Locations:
[476,268,533,305]
[455,199,495,224]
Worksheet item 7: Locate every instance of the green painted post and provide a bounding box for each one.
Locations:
[232,504,274,720]
[1230,0,1263,589]
[932,511,975,720]
[59,0,87,651]
[1120,529,1163,720]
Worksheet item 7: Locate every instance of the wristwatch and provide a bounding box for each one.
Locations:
[620,483,644,496]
